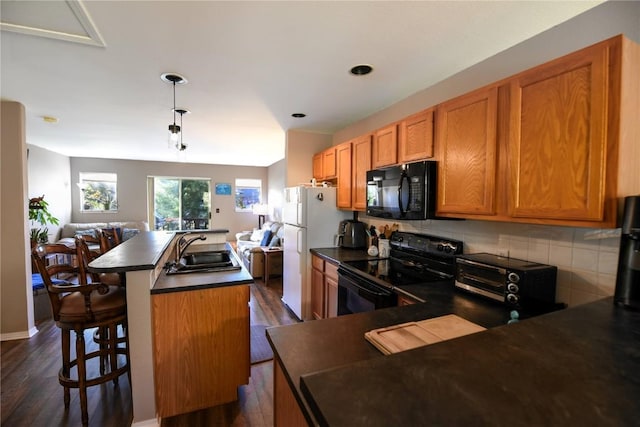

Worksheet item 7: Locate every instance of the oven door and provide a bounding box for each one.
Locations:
[337,267,397,315]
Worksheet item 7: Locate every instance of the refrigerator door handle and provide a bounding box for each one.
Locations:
[297,227,305,274]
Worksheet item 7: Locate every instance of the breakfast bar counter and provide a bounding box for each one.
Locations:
[87,230,253,424]
[268,297,640,426]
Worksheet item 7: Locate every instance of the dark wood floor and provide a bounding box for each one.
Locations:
[1,277,299,427]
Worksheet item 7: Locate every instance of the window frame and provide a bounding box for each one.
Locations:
[235,178,262,213]
[78,172,118,213]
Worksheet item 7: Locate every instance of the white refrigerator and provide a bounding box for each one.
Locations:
[282,186,349,320]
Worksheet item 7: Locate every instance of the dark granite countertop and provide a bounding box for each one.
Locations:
[299,297,640,426]
[152,242,253,294]
[88,230,174,273]
[266,288,529,426]
[310,247,379,264]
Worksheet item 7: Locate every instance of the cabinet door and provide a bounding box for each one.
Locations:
[398,108,434,163]
[311,266,325,320]
[153,285,250,417]
[352,134,372,211]
[436,86,498,215]
[372,124,398,168]
[336,142,353,209]
[324,262,339,318]
[322,148,337,179]
[509,44,608,221]
[312,153,323,180]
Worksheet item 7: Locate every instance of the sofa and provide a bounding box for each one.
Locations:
[235,221,283,279]
[55,220,150,250]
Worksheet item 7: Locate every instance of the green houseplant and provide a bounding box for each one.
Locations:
[29,195,59,245]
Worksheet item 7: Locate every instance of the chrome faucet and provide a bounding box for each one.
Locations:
[176,233,206,263]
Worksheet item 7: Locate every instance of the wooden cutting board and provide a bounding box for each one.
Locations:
[364,314,486,355]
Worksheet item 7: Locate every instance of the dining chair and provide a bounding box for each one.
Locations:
[31,239,129,426]
[98,227,121,253]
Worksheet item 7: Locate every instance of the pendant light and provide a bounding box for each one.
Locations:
[175,108,188,151]
[161,72,188,149]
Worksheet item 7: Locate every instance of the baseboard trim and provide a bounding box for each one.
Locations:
[1,326,39,341]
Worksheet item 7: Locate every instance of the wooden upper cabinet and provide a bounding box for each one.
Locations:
[312,153,323,180]
[372,124,398,168]
[322,147,337,179]
[336,142,352,209]
[509,42,609,222]
[352,134,372,211]
[436,86,499,216]
[398,108,434,163]
[313,147,337,180]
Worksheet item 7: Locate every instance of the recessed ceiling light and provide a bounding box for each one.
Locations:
[292,113,306,118]
[42,116,58,123]
[350,64,373,76]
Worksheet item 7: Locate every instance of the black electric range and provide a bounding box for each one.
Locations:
[336,232,463,315]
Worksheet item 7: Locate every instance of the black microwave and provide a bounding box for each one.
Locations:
[366,160,437,220]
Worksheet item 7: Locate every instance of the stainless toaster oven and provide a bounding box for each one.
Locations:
[455,253,557,309]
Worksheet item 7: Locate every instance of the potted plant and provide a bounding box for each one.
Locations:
[29,195,59,245]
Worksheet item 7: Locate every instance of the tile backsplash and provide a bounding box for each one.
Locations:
[365,217,622,308]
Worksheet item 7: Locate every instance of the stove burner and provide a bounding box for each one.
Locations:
[340,231,464,290]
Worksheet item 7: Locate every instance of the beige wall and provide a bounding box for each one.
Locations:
[1,101,35,339]
[70,157,270,237]
[27,145,72,241]
[285,129,332,187]
[267,158,285,222]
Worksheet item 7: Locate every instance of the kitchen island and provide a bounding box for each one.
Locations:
[88,230,253,425]
[269,249,640,426]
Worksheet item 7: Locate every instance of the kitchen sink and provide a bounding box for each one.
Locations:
[166,250,241,275]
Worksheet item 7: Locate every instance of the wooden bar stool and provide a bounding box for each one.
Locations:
[32,240,129,426]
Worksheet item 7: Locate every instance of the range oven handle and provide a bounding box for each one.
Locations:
[338,268,392,297]
[397,170,411,217]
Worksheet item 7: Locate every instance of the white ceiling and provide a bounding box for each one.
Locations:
[1,1,603,167]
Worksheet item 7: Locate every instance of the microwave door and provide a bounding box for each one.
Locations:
[398,171,411,218]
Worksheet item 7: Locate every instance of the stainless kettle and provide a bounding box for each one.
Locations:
[337,220,367,249]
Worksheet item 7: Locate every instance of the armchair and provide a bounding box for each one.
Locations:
[235,221,283,278]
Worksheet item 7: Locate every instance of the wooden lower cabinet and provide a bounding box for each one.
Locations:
[274,357,307,427]
[311,256,325,320]
[310,255,339,319]
[152,285,250,418]
[325,262,339,318]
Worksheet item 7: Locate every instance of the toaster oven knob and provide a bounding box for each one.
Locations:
[507,283,519,293]
[506,293,519,304]
[507,272,520,283]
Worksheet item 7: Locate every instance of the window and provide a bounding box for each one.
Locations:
[235,179,262,212]
[151,177,211,231]
[79,172,117,212]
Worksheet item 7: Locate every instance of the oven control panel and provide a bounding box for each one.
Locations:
[390,232,463,257]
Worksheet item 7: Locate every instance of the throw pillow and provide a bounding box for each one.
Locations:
[122,228,140,241]
[250,228,264,242]
[75,229,97,238]
[268,236,280,248]
[260,230,273,246]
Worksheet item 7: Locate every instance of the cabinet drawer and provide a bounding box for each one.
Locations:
[312,255,324,271]
[325,262,338,280]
